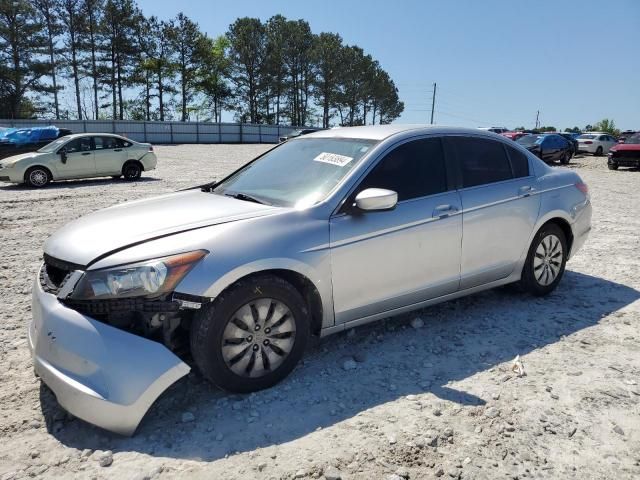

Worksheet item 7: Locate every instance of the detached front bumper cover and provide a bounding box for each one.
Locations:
[29,270,190,436]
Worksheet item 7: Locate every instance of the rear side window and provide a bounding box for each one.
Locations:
[358,138,447,201]
[446,137,513,188]
[505,145,529,178]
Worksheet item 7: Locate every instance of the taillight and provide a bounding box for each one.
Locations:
[584,141,593,144]
[575,181,589,195]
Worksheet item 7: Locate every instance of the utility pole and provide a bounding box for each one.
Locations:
[535,110,540,130]
[430,82,437,124]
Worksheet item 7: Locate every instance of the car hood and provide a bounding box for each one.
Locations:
[44,190,281,266]
[0,151,44,166]
[610,144,640,152]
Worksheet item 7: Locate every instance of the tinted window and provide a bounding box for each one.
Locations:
[94,136,122,150]
[448,137,512,188]
[505,145,529,178]
[65,137,92,153]
[358,138,447,201]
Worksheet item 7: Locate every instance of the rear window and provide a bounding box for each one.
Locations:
[505,145,530,178]
[579,134,597,139]
[445,137,513,188]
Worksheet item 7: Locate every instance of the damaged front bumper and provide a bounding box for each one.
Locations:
[28,269,190,436]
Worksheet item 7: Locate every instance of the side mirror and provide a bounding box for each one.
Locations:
[354,188,398,212]
[59,148,67,163]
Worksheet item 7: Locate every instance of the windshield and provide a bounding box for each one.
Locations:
[38,137,69,153]
[578,134,597,139]
[516,135,541,146]
[213,137,378,208]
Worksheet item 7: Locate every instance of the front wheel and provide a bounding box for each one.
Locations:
[25,166,51,188]
[519,224,568,296]
[560,152,571,164]
[190,275,310,393]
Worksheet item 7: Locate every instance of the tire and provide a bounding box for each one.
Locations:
[595,146,603,156]
[190,274,310,393]
[122,161,142,180]
[608,163,619,170]
[519,223,568,296]
[560,152,571,165]
[25,166,51,188]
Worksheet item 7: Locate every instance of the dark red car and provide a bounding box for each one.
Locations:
[608,134,640,170]
[501,131,528,141]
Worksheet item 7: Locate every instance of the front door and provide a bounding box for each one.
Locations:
[56,137,95,178]
[443,136,540,289]
[330,137,462,324]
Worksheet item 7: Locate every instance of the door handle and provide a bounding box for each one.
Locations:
[518,185,534,197]
[432,204,459,218]
[81,152,91,156]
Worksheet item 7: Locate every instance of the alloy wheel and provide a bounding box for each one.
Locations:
[221,298,296,378]
[29,169,48,187]
[533,234,563,286]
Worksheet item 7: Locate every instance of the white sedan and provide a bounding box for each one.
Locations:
[577,132,618,156]
[0,133,157,187]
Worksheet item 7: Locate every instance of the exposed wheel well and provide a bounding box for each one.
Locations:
[220,269,324,337]
[541,218,574,254]
[24,165,53,182]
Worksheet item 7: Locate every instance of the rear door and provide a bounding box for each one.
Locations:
[330,137,462,323]
[444,136,540,289]
[56,137,95,178]
[93,136,127,175]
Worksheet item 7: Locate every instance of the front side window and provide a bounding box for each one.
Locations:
[213,137,378,208]
[65,137,92,153]
[447,137,513,188]
[357,138,447,202]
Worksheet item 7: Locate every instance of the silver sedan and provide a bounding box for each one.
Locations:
[29,125,592,434]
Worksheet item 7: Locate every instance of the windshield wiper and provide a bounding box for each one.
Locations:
[224,192,270,205]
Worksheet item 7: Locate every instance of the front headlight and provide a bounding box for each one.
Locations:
[70,250,207,300]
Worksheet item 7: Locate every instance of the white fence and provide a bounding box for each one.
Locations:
[0,119,303,144]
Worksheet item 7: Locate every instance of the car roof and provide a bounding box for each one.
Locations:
[304,124,506,141]
[62,133,127,140]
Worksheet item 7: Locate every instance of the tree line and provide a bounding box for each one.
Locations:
[0,0,404,127]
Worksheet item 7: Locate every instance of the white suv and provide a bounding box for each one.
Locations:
[0,133,157,187]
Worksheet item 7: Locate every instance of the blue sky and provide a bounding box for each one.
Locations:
[138,0,640,130]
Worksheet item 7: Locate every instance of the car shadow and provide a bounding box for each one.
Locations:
[39,270,639,462]
[0,176,160,190]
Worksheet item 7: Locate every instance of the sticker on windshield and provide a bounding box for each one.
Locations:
[313,152,354,167]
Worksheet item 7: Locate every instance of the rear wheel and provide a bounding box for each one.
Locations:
[122,161,142,180]
[519,223,568,296]
[25,166,51,188]
[595,146,603,156]
[190,275,310,393]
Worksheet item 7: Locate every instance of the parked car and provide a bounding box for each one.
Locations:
[501,131,528,141]
[278,128,318,142]
[28,125,592,435]
[0,126,72,160]
[607,133,640,170]
[576,132,617,155]
[0,133,157,187]
[555,132,579,155]
[479,127,509,134]
[617,130,639,143]
[516,133,573,164]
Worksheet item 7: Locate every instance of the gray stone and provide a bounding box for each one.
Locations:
[324,465,343,480]
[411,317,425,329]
[98,450,113,467]
[484,407,500,419]
[342,358,357,371]
[613,425,624,435]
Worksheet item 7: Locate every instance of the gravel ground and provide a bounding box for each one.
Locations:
[0,146,639,480]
